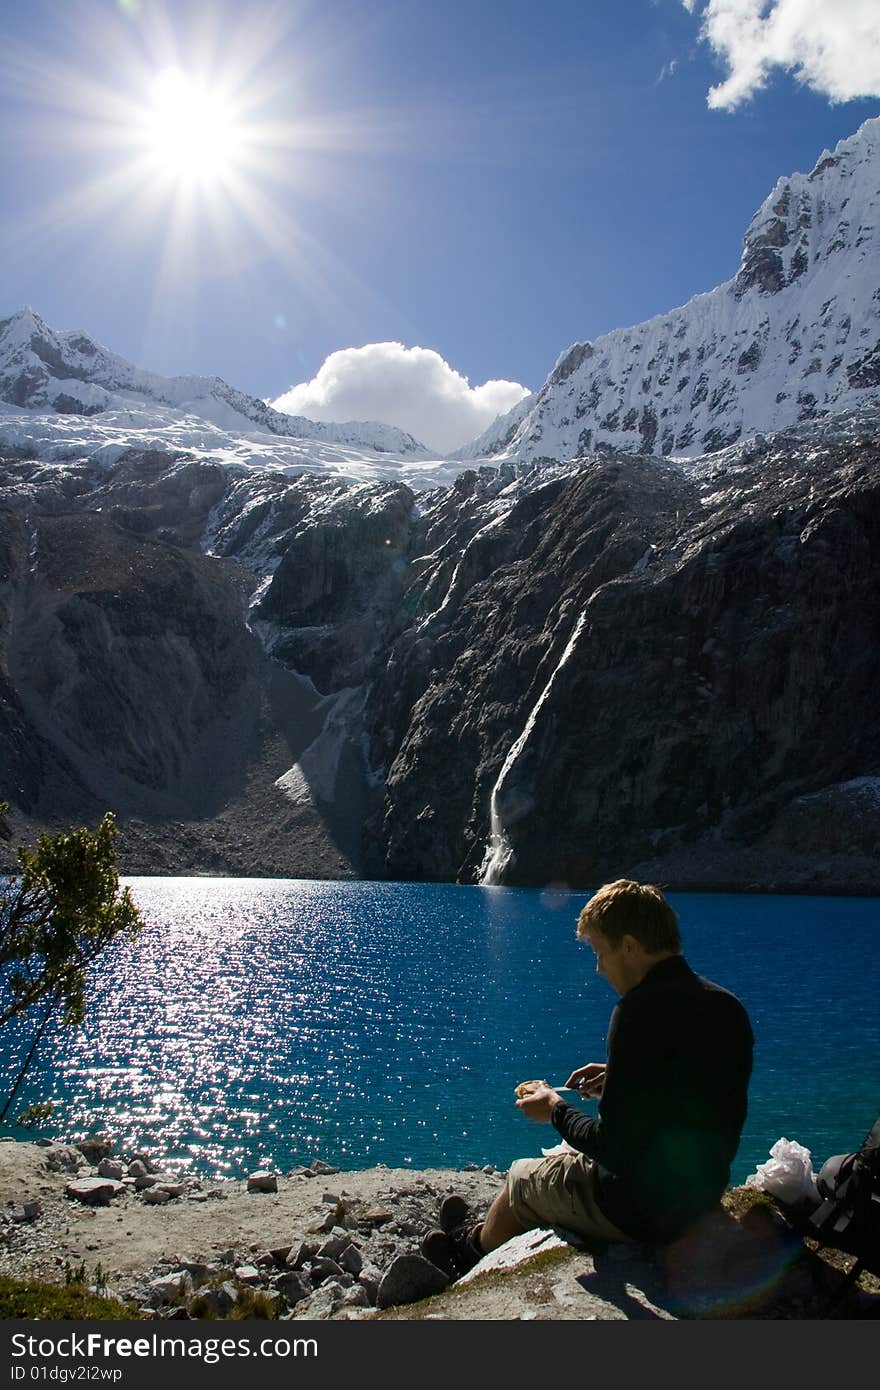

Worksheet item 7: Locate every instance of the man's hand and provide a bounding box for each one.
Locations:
[564,1063,606,1098]
[515,1083,562,1123]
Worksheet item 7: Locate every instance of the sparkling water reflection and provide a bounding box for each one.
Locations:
[2,879,878,1182]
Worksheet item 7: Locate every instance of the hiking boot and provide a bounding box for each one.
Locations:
[419,1228,457,1280]
[449,1219,484,1274]
[420,1220,484,1279]
[439,1193,473,1233]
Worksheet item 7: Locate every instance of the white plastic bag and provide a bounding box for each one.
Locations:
[540,1140,579,1157]
[745,1137,819,1204]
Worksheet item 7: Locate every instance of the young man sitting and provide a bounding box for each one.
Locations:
[422,879,754,1277]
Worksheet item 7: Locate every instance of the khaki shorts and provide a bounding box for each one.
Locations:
[507,1152,632,1244]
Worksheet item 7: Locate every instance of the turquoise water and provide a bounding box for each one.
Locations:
[1,878,878,1184]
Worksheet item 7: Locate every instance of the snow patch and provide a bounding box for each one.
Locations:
[274,764,314,807]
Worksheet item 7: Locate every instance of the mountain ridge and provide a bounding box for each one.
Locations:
[475,115,880,464]
[0,306,433,459]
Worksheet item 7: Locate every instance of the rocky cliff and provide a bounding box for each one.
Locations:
[0,405,878,891]
[362,414,880,889]
[0,451,381,878]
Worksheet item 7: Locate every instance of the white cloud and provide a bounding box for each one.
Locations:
[270,342,530,455]
[657,58,679,84]
[683,0,880,109]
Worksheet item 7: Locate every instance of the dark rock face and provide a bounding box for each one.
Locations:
[847,340,880,389]
[547,342,594,386]
[1,496,259,823]
[0,451,407,878]
[252,481,413,692]
[734,244,786,299]
[1,430,878,893]
[361,435,880,890]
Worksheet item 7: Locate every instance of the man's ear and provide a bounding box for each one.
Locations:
[620,933,641,957]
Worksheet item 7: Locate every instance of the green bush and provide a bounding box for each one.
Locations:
[0,809,143,1121]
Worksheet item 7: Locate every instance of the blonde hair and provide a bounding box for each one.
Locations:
[577,879,680,953]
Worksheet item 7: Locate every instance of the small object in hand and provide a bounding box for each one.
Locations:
[514,1079,549,1099]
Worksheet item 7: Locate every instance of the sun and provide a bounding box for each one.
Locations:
[141,67,244,184]
[4,0,396,331]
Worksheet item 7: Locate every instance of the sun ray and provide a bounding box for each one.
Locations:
[0,0,443,356]
[141,184,202,375]
[0,157,155,266]
[225,171,407,344]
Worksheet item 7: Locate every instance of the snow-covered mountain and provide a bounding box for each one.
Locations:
[477,116,880,464]
[0,304,453,478]
[449,390,537,462]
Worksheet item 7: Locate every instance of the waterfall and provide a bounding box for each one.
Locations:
[478,609,588,885]
[417,510,510,628]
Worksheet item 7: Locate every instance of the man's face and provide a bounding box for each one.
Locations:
[583,922,635,996]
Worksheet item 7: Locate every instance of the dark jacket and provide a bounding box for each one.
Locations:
[550,954,754,1243]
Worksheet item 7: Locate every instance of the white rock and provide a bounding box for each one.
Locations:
[65,1178,122,1206]
[247,1171,278,1194]
[455,1228,568,1285]
[148,1272,194,1306]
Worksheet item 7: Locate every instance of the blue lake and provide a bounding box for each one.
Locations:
[1,878,878,1185]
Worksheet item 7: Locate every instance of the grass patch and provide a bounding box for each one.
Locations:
[0,1275,139,1320]
[721,1185,777,1220]
[186,1285,280,1320]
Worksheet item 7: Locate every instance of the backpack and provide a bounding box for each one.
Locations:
[807,1114,880,1314]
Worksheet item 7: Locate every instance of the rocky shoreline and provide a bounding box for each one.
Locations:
[3,819,878,897]
[0,1137,506,1319]
[1,1137,877,1321]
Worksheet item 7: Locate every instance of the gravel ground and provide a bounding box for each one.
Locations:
[0,1138,504,1314]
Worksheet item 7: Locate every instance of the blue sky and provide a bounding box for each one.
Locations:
[1,0,878,450]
